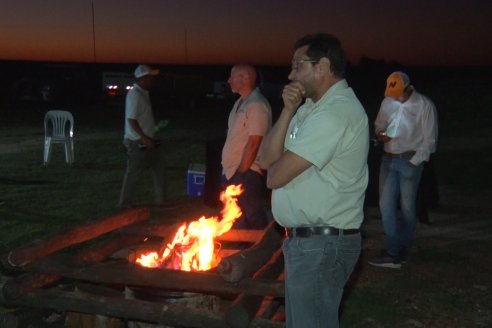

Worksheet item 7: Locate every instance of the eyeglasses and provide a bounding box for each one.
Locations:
[291,58,319,71]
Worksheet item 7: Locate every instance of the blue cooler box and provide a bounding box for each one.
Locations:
[187,163,206,197]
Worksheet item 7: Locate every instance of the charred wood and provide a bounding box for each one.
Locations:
[0,279,285,328]
[24,257,285,297]
[218,221,284,283]
[4,207,150,268]
[122,222,263,243]
[225,249,284,328]
[2,234,145,300]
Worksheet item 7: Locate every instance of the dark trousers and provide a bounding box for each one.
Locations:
[221,170,269,229]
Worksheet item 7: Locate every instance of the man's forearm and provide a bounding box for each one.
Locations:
[259,109,294,169]
[238,135,262,173]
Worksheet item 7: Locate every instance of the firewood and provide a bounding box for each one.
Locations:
[2,234,146,300]
[0,279,227,328]
[225,249,284,328]
[24,256,285,297]
[4,207,150,268]
[0,278,284,328]
[218,221,285,283]
[122,222,263,243]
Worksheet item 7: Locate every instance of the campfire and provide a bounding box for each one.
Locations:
[136,184,243,271]
[0,184,286,328]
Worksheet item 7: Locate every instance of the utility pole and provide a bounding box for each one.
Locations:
[91,1,97,62]
[184,27,188,64]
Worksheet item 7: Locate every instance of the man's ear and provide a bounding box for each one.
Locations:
[318,57,333,76]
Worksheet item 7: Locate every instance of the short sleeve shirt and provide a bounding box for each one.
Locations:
[272,80,369,229]
[124,84,155,141]
[221,88,272,179]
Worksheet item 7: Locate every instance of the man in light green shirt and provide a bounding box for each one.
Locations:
[260,33,369,328]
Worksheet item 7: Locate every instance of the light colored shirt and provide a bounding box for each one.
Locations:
[375,90,438,165]
[272,80,369,229]
[222,88,272,179]
[124,83,155,141]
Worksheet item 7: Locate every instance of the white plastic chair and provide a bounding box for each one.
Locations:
[43,110,74,166]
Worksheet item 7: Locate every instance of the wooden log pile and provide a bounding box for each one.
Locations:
[0,207,286,328]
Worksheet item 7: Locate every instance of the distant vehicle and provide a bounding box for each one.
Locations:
[102,71,134,98]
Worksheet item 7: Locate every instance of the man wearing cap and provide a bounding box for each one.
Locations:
[369,71,438,269]
[118,64,169,209]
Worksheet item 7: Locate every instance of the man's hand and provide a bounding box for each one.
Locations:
[377,131,392,143]
[282,82,305,113]
[142,136,156,149]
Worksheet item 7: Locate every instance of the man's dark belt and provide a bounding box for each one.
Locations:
[383,151,416,160]
[285,226,359,238]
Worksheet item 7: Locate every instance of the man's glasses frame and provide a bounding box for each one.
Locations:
[291,58,319,71]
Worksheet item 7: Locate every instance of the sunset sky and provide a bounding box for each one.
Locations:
[1,0,491,66]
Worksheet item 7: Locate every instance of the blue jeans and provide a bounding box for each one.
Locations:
[379,156,424,257]
[283,233,361,328]
[221,170,269,229]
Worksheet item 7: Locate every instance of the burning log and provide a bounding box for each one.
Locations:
[217,229,263,243]
[3,207,150,268]
[23,257,284,297]
[218,221,285,283]
[225,248,284,328]
[122,222,262,243]
[2,234,146,300]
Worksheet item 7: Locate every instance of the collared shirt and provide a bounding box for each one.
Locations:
[272,80,369,229]
[375,90,438,165]
[222,88,272,179]
[124,83,155,141]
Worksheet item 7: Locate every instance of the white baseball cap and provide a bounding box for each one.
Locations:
[134,64,160,78]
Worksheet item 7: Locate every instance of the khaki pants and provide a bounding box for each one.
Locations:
[118,139,167,207]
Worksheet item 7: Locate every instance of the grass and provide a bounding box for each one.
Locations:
[0,99,228,252]
[1,79,491,327]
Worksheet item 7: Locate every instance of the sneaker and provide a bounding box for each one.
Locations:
[368,250,402,269]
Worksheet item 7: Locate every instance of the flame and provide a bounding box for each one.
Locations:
[136,184,243,271]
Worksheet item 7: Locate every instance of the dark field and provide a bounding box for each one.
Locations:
[0,64,491,327]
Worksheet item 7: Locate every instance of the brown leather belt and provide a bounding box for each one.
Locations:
[285,226,359,238]
[384,151,416,160]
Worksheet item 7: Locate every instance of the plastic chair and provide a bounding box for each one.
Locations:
[43,110,74,165]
